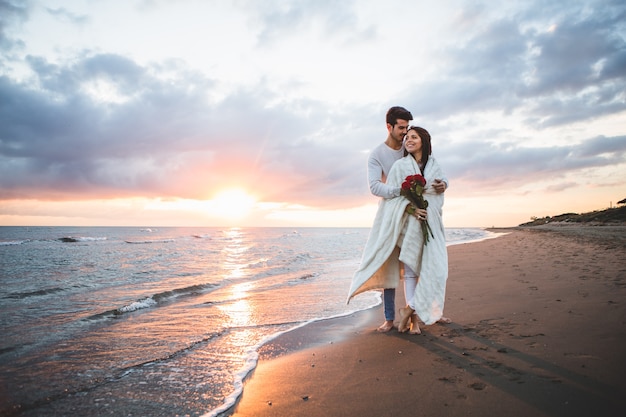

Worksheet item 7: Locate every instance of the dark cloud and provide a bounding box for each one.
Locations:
[524,5,626,94]
[437,134,626,189]
[25,53,147,100]
[2,55,210,162]
[523,87,626,128]
[448,18,528,83]
[404,0,626,128]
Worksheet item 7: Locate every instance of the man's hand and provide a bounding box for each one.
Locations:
[433,179,446,194]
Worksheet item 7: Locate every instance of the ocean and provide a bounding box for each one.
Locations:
[0,226,499,416]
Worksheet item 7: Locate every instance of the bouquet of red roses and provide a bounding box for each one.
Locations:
[400,174,434,245]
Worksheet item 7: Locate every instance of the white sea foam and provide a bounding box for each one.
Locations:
[445,228,507,246]
[124,238,175,244]
[0,240,26,246]
[118,297,157,313]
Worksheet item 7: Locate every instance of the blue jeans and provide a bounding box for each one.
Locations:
[383,288,395,321]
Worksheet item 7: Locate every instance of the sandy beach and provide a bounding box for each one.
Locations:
[231,226,626,417]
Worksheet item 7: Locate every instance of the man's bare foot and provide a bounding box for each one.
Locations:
[376,320,394,333]
[437,317,452,324]
[397,306,415,333]
[409,313,421,335]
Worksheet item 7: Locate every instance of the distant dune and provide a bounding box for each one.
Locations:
[519,205,626,226]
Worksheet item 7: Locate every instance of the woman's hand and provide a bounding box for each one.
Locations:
[406,205,427,220]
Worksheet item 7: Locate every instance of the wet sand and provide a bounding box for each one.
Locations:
[231,226,626,417]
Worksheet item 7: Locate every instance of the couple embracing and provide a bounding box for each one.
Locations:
[347,106,450,335]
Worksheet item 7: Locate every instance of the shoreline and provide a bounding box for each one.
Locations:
[229,226,626,417]
[207,227,505,417]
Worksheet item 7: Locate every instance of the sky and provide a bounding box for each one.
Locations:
[1,0,625,228]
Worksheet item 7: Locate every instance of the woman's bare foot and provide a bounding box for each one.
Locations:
[437,317,452,324]
[409,313,421,334]
[397,306,415,333]
[376,320,394,333]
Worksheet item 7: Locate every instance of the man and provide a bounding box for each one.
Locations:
[367,106,448,332]
[367,106,412,332]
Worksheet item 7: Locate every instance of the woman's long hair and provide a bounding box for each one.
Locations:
[404,126,432,169]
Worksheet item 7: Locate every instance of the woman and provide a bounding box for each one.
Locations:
[347,126,449,334]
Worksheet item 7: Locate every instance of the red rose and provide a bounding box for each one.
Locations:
[414,175,426,187]
[400,173,434,244]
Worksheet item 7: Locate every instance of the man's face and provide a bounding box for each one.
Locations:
[388,119,409,143]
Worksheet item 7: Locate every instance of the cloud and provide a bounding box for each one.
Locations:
[0,0,28,54]
[0,0,624,224]
[0,50,371,205]
[249,0,370,46]
[402,0,626,127]
[438,134,626,189]
[2,43,623,206]
[45,7,89,25]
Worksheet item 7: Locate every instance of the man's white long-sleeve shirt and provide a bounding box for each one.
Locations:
[367,142,404,199]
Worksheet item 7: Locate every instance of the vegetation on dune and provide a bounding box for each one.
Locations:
[520,204,626,226]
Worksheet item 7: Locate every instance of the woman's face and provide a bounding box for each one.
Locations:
[404,129,422,155]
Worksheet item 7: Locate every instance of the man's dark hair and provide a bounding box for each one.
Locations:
[386,106,413,126]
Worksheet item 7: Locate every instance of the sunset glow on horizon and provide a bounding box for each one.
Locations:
[1,1,625,228]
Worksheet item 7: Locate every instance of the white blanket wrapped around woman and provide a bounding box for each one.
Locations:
[347,155,448,325]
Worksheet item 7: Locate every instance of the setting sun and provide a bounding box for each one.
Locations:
[209,188,257,220]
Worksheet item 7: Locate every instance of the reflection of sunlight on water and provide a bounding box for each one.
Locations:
[230,328,257,348]
[221,299,252,328]
[220,281,257,327]
[225,263,246,279]
[221,228,249,279]
[231,281,253,297]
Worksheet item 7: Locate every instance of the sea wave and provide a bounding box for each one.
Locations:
[83,283,218,321]
[281,230,302,238]
[192,234,212,239]
[291,253,313,264]
[4,287,65,299]
[58,236,107,243]
[118,297,157,313]
[445,228,507,246]
[285,272,318,285]
[124,239,176,244]
[0,240,28,246]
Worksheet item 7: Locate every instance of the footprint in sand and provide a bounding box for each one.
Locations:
[469,382,486,390]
